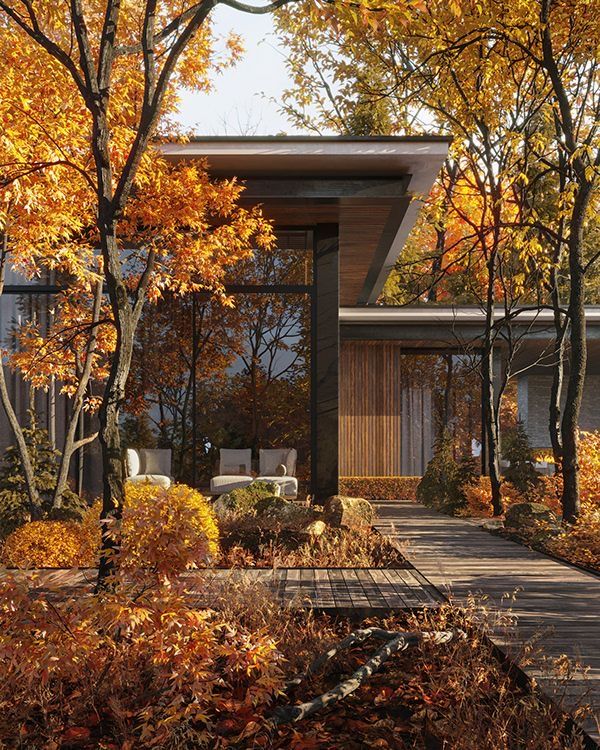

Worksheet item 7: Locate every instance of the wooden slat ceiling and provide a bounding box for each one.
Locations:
[339,201,394,306]
[250,199,396,305]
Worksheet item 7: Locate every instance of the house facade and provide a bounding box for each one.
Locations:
[1,136,599,499]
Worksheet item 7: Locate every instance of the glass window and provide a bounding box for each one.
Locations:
[224,230,313,286]
[124,287,313,491]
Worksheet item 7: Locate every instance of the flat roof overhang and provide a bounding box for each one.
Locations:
[340,306,600,370]
[158,136,451,305]
[340,305,600,327]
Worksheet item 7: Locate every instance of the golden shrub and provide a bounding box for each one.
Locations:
[84,482,220,573]
[1,519,97,568]
[121,482,220,574]
[3,483,219,571]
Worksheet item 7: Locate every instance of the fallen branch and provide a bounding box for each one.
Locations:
[272,628,464,725]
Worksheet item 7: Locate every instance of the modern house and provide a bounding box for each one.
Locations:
[1,136,599,499]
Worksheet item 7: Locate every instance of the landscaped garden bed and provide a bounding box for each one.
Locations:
[0,563,588,749]
[0,477,407,571]
[214,482,407,569]
[219,525,406,568]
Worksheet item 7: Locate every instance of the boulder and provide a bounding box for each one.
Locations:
[504,502,558,530]
[212,493,236,517]
[323,495,374,530]
[481,519,505,531]
[254,496,315,529]
[300,520,327,539]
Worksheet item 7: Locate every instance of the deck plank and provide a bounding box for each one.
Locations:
[5,566,436,612]
[375,501,600,746]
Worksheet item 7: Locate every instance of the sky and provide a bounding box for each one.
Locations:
[176,10,301,136]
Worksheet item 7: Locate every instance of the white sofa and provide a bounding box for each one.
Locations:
[209,447,299,497]
[126,448,172,489]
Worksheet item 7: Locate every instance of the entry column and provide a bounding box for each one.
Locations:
[313,224,339,499]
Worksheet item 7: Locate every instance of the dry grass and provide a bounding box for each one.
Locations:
[218,526,407,568]
[200,580,591,749]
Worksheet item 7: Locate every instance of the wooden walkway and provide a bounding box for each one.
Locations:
[375,501,600,745]
[17,566,441,615]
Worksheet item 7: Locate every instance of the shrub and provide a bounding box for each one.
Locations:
[0,554,284,748]
[0,419,86,539]
[502,421,541,495]
[339,476,420,503]
[461,476,562,518]
[417,430,478,515]
[84,482,220,573]
[3,483,219,571]
[1,520,98,568]
[546,503,600,569]
[578,431,600,506]
[213,480,281,517]
[121,482,219,574]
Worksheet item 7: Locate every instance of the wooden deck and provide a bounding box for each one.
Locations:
[16,566,442,615]
[374,501,600,746]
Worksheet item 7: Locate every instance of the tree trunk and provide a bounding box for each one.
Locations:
[561,194,589,522]
[0,233,43,518]
[548,269,566,472]
[482,247,503,517]
[53,279,103,507]
[97,232,137,585]
[482,343,503,516]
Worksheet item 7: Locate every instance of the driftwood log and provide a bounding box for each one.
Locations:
[272,628,465,725]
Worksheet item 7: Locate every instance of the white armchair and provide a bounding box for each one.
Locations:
[126,448,172,489]
[257,448,298,498]
[209,448,254,494]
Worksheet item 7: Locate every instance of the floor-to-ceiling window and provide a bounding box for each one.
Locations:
[124,230,314,492]
[0,270,66,455]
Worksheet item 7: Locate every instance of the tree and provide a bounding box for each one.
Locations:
[0,23,98,518]
[0,0,288,583]
[492,0,600,521]
[277,0,600,519]
[277,1,556,515]
[7,280,112,507]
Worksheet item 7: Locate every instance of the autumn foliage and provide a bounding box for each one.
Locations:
[2,482,219,571]
[0,574,283,748]
[1,520,97,569]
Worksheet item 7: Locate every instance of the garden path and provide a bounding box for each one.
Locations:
[17,566,441,616]
[374,501,600,746]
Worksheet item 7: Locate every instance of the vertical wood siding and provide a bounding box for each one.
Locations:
[340,341,405,476]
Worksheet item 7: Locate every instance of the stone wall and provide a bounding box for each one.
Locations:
[518,374,600,448]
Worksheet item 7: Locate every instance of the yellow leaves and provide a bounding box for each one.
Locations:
[0,560,285,748]
[1,520,98,568]
[82,482,220,576]
[448,0,462,17]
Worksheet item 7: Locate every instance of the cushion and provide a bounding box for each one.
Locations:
[126,474,171,489]
[219,448,252,476]
[139,448,171,477]
[259,449,297,477]
[275,463,287,477]
[210,475,253,494]
[126,448,140,478]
